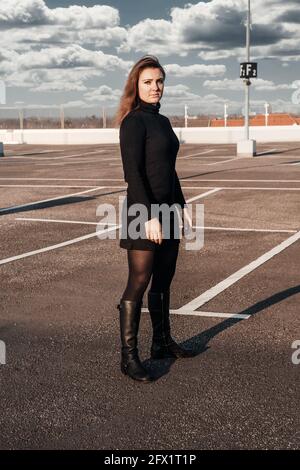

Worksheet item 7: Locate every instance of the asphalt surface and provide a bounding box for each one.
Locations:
[0,141,299,450]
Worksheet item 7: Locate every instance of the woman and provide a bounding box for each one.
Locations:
[114,55,194,383]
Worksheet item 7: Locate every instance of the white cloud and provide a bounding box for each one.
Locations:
[198,49,240,61]
[1,45,133,92]
[52,5,119,29]
[0,0,49,27]
[6,67,100,91]
[161,85,231,114]
[162,91,233,115]
[164,63,226,78]
[0,1,119,29]
[120,0,299,62]
[15,45,132,71]
[84,85,122,103]
[117,18,178,56]
[0,0,127,54]
[203,78,294,91]
[163,84,201,101]
[0,1,132,94]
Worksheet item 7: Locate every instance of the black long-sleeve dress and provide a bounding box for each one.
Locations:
[119,98,186,250]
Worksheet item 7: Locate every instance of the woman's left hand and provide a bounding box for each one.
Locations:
[181,206,193,237]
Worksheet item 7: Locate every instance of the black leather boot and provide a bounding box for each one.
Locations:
[147,290,195,360]
[117,299,155,382]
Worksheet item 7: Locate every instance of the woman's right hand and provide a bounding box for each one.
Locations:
[145,217,163,244]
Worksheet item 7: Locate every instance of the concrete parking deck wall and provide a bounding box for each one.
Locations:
[0,125,299,145]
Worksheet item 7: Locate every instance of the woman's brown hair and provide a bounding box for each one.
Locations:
[113,55,166,127]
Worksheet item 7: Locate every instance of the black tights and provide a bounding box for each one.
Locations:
[121,242,180,303]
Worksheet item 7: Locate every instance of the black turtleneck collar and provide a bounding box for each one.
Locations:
[137,98,160,114]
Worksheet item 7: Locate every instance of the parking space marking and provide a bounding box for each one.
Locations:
[5,183,298,192]
[0,224,121,266]
[206,157,238,165]
[34,158,121,166]
[1,177,300,182]
[15,218,107,226]
[38,160,110,166]
[2,150,108,162]
[180,155,233,159]
[177,230,300,312]
[194,225,297,234]
[178,150,215,160]
[0,177,124,181]
[0,184,102,188]
[181,186,300,191]
[15,218,297,234]
[141,308,250,319]
[1,187,220,265]
[181,179,300,183]
[187,188,221,202]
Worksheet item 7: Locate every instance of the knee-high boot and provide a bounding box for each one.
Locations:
[147,290,195,359]
[117,299,155,382]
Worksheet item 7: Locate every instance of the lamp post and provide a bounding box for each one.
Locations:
[224,104,228,127]
[184,104,188,128]
[0,80,6,157]
[237,0,257,157]
[60,104,64,129]
[264,102,269,126]
[102,106,106,128]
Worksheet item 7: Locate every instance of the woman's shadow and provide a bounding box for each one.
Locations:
[143,285,300,380]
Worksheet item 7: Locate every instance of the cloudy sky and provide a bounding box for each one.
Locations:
[1,0,300,117]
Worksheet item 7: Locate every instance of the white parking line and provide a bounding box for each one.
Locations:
[37,159,109,166]
[141,308,250,319]
[187,188,221,202]
[5,183,298,192]
[180,155,232,159]
[206,157,238,165]
[0,177,124,181]
[0,186,105,214]
[177,230,300,312]
[15,218,297,234]
[178,150,216,160]
[2,187,219,265]
[0,185,102,188]
[73,185,300,192]
[1,177,300,182]
[15,218,108,226]
[0,224,121,266]
[181,186,300,191]
[181,179,300,183]
[194,226,297,234]
[3,150,107,161]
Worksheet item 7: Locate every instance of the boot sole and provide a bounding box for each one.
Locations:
[121,365,155,383]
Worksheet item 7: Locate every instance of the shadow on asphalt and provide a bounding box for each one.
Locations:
[143,285,300,381]
[0,190,125,216]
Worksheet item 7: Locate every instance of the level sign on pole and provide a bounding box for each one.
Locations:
[240,62,258,79]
